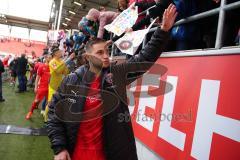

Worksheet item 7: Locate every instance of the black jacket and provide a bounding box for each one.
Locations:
[16,56,28,75]
[9,59,17,72]
[0,60,4,74]
[47,27,170,160]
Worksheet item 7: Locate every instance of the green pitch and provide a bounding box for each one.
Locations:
[0,82,53,160]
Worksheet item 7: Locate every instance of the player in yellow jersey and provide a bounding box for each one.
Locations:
[44,46,75,121]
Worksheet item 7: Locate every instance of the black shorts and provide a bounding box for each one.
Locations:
[10,71,17,78]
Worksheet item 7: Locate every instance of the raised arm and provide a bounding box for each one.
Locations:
[115,4,177,85]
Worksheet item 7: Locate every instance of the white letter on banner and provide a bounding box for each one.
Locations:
[191,80,240,160]
[127,80,137,115]
[136,73,160,132]
[158,76,186,151]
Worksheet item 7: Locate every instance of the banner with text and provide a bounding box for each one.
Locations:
[127,54,240,160]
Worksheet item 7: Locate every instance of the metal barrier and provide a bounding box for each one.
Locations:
[146,0,240,49]
[138,5,156,16]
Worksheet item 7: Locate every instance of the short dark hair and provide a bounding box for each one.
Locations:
[98,6,105,11]
[50,44,60,55]
[84,38,106,53]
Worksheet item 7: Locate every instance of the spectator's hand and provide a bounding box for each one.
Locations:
[34,87,37,93]
[106,40,112,46]
[213,0,220,3]
[69,53,75,60]
[125,28,133,33]
[54,150,71,160]
[161,4,178,32]
[131,2,136,10]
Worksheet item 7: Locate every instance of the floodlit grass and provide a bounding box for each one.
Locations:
[0,82,53,160]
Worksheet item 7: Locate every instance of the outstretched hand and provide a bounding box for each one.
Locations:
[160,4,178,32]
[54,150,71,160]
[130,2,136,10]
[125,28,133,33]
[213,0,220,3]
